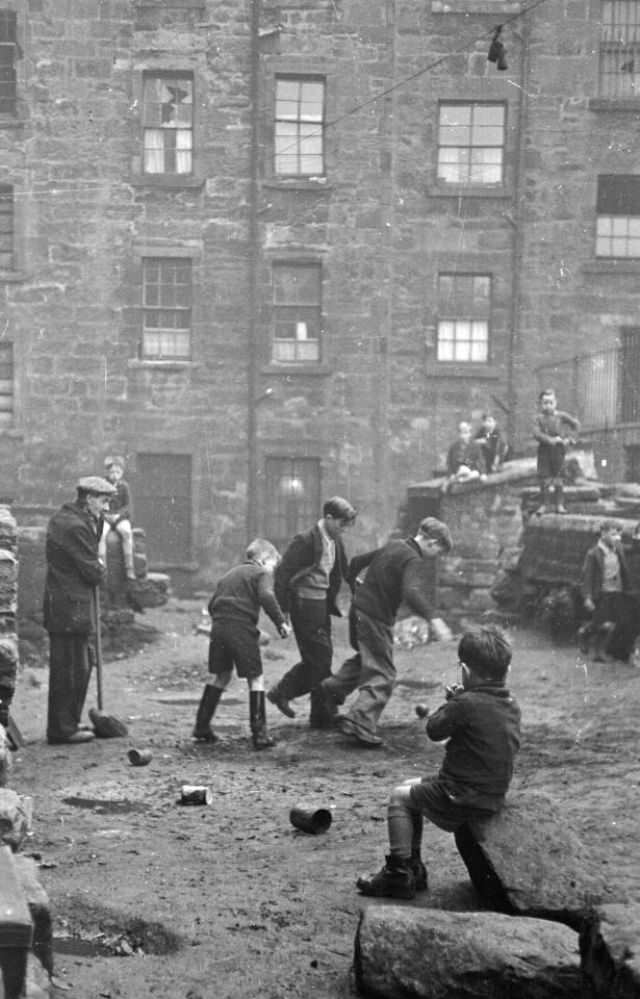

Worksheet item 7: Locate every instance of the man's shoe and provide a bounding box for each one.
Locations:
[48,730,96,745]
[267,687,295,719]
[555,505,568,514]
[410,856,428,892]
[337,715,383,747]
[356,856,416,899]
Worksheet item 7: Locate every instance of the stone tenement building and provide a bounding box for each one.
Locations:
[0,0,639,584]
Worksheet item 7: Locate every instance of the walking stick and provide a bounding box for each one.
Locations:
[94,586,104,711]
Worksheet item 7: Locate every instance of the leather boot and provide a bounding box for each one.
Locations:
[410,852,428,891]
[192,685,223,742]
[356,855,416,899]
[250,690,275,750]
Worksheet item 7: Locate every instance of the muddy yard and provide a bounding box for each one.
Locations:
[10,599,640,999]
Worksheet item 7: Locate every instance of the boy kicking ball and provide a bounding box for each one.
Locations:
[356,625,521,899]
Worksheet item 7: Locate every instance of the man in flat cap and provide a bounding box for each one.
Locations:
[43,475,115,744]
[267,496,357,728]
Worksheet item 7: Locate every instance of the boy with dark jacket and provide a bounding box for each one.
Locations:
[267,496,356,727]
[357,626,521,898]
[578,521,631,662]
[192,539,290,749]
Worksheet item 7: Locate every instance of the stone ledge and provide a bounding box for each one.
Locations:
[589,98,640,112]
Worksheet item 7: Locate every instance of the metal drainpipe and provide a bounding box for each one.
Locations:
[247,0,261,539]
[507,18,530,446]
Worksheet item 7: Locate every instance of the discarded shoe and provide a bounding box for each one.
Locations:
[356,855,416,899]
[267,687,295,719]
[337,715,383,747]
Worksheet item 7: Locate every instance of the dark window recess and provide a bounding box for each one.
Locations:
[0,340,13,428]
[0,184,13,269]
[597,175,640,214]
[625,445,640,482]
[133,453,192,564]
[263,457,321,552]
[0,10,16,116]
[620,327,640,422]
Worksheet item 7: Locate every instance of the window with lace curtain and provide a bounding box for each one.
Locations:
[142,258,192,359]
[142,72,193,175]
[599,1,640,98]
[437,273,491,363]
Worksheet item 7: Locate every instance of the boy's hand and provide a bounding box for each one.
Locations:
[278,623,291,639]
[445,682,464,700]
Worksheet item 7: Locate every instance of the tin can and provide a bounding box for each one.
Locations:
[179,785,211,806]
[127,748,153,767]
[289,804,332,834]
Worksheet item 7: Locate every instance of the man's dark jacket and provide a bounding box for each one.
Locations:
[581,541,630,604]
[274,525,348,616]
[43,501,105,635]
[349,538,434,627]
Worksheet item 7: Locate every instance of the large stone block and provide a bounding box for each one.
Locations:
[455,791,613,929]
[355,906,582,999]
[580,902,640,999]
[13,855,53,977]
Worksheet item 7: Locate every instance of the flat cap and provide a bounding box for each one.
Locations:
[77,475,116,495]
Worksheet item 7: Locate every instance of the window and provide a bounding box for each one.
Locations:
[599,1,640,98]
[437,273,491,362]
[596,175,640,257]
[134,453,192,564]
[142,258,192,359]
[0,10,16,116]
[0,340,13,429]
[0,184,13,269]
[620,327,640,421]
[275,77,325,176]
[142,73,193,175]
[272,262,322,364]
[263,457,321,551]
[437,103,505,185]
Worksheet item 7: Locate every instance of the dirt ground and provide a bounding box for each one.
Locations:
[9,599,640,999]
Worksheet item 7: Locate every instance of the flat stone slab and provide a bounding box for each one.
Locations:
[455,790,615,929]
[580,902,640,998]
[59,780,150,814]
[355,906,582,999]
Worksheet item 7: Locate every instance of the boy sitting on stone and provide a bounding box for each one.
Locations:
[356,625,521,899]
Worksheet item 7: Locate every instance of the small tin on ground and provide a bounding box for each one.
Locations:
[127,748,153,767]
[179,785,212,806]
[289,804,332,835]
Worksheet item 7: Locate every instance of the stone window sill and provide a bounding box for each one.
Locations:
[127,174,206,190]
[582,260,640,274]
[128,358,199,371]
[0,116,26,130]
[0,271,28,283]
[261,363,332,377]
[428,363,501,379]
[262,178,332,192]
[589,98,640,112]
[427,183,511,200]
[432,0,521,10]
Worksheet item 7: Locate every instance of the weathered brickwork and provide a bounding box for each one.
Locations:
[0,0,638,585]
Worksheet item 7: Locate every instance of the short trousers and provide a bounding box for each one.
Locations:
[208,620,262,680]
[409,776,503,832]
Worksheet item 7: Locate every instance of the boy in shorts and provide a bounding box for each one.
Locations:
[356,625,521,898]
[192,539,290,750]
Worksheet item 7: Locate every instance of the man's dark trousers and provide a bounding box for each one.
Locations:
[275,597,332,703]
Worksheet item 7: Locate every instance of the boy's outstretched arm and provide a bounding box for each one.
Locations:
[425,697,462,741]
